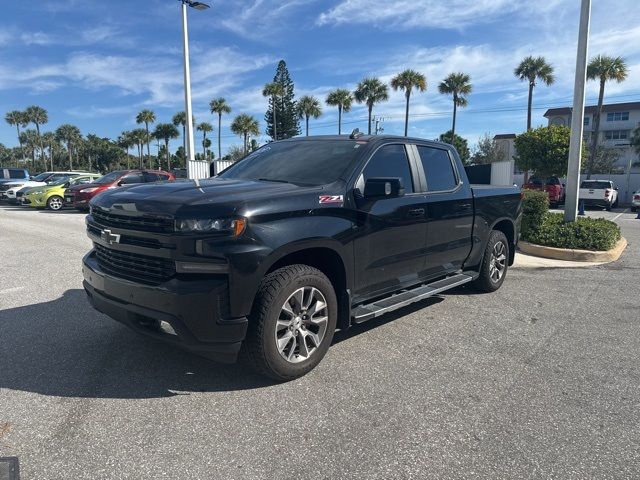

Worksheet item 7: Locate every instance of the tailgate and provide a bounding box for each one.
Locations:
[579,188,604,199]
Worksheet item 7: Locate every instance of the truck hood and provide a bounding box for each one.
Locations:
[90,177,329,218]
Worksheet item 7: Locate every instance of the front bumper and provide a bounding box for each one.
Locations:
[82,250,248,363]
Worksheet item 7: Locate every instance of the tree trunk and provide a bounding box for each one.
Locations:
[16,125,24,160]
[338,105,342,135]
[49,143,54,171]
[165,139,170,172]
[404,91,411,137]
[243,133,248,154]
[367,105,373,135]
[588,78,606,179]
[218,113,222,160]
[68,143,73,170]
[452,95,458,139]
[203,133,206,158]
[272,96,278,141]
[306,116,309,136]
[35,123,44,171]
[145,123,151,164]
[527,82,534,131]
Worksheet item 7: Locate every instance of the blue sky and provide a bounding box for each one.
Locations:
[1,0,639,156]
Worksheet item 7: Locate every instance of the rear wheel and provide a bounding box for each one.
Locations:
[473,230,509,293]
[47,195,64,211]
[243,264,337,381]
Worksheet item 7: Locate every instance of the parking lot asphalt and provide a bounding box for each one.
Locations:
[1,204,639,479]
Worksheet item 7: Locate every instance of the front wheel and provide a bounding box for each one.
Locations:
[242,264,338,381]
[473,230,509,293]
[47,195,64,211]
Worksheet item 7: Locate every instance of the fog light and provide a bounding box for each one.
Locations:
[159,321,177,336]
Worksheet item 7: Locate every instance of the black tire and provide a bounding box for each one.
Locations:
[242,264,338,381]
[473,230,510,293]
[605,202,612,212]
[47,195,64,211]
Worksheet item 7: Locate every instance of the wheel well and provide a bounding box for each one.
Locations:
[267,248,350,330]
[493,220,516,265]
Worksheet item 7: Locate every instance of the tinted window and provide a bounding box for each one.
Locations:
[143,172,162,182]
[362,144,414,193]
[417,146,457,191]
[94,171,126,185]
[120,173,144,185]
[9,169,27,179]
[581,181,611,189]
[220,140,363,186]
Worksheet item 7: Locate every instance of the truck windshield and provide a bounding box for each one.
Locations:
[581,181,611,189]
[219,140,363,186]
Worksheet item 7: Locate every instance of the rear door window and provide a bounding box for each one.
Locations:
[9,169,27,179]
[362,144,414,193]
[143,172,162,182]
[417,146,458,192]
[120,173,144,185]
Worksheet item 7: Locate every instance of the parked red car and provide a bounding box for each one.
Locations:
[522,177,565,206]
[64,169,175,210]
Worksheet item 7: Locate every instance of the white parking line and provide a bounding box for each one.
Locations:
[612,209,628,221]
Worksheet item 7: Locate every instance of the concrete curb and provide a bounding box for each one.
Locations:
[518,237,627,263]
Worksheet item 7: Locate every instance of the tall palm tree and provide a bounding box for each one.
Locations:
[326,89,353,135]
[230,114,260,154]
[586,55,628,178]
[153,123,180,172]
[41,131,56,171]
[19,129,39,167]
[55,124,82,170]
[296,95,322,136]
[354,77,389,135]
[210,97,231,161]
[130,128,147,168]
[172,111,187,161]
[514,56,555,131]
[5,110,28,160]
[136,109,156,164]
[262,82,284,140]
[25,105,48,166]
[438,73,472,139]
[391,69,427,137]
[197,122,214,159]
[118,131,135,169]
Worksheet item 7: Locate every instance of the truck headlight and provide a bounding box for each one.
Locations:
[175,217,246,236]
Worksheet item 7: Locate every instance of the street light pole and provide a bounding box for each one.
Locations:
[564,0,591,223]
[180,0,210,180]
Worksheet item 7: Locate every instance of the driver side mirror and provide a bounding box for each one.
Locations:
[363,178,405,199]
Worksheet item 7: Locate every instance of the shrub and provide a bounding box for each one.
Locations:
[524,213,621,251]
[521,190,549,238]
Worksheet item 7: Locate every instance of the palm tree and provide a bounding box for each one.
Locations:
[354,77,389,135]
[230,114,260,154]
[41,131,56,171]
[296,96,322,136]
[197,122,214,159]
[326,89,353,135]
[514,56,555,131]
[391,69,427,137]
[25,105,48,166]
[172,111,187,161]
[130,129,147,168]
[210,97,231,161]
[55,124,82,170]
[586,55,628,178]
[5,110,28,160]
[117,131,135,169]
[438,73,472,140]
[153,123,180,172]
[136,109,156,164]
[262,82,284,140]
[19,129,39,167]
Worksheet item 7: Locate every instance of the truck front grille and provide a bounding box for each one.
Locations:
[92,209,174,233]
[94,243,175,285]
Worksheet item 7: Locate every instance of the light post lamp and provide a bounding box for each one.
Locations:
[180,0,210,180]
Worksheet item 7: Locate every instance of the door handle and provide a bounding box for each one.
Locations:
[408,208,425,217]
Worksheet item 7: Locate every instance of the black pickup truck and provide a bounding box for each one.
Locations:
[83,134,522,380]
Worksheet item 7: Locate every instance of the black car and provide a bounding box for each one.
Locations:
[83,134,522,380]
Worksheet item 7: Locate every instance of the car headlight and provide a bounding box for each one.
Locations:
[80,187,100,193]
[175,217,246,236]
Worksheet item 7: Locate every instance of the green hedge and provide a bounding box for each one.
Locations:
[521,190,549,239]
[524,213,621,251]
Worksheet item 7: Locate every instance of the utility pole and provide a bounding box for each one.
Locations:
[564,0,591,223]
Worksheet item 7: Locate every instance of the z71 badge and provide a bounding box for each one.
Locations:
[318,195,344,205]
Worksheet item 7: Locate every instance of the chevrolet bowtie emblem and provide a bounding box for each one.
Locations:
[101,229,121,245]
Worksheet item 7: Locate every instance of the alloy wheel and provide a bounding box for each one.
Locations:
[49,197,63,211]
[275,286,328,364]
[489,241,507,282]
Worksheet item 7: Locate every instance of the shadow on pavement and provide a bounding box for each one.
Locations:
[0,290,274,398]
